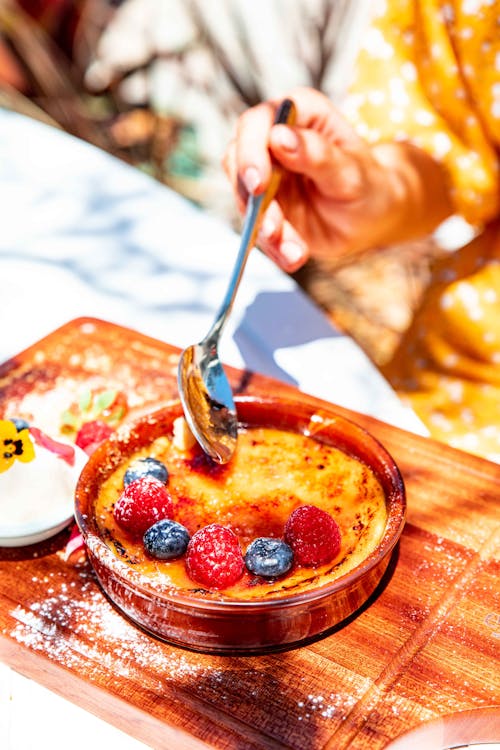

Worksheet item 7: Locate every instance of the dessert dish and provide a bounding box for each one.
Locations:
[75,396,406,653]
[0,418,88,547]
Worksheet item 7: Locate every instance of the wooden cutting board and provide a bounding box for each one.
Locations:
[0,318,498,750]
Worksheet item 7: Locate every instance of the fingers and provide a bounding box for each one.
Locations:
[256,201,308,273]
[228,91,327,198]
[223,98,297,202]
[223,138,310,270]
[283,86,363,145]
[235,101,277,195]
[221,148,309,270]
[269,125,367,202]
[222,87,360,191]
[222,87,374,270]
[222,139,246,215]
[222,103,274,210]
[222,88,367,210]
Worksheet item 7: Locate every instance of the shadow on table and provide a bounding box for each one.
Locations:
[182,549,401,750]
[233,289,344,386]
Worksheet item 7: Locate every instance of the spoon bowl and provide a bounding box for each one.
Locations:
[177,337,238,464]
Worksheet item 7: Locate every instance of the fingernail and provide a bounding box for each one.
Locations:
[281,241,305,266]
[243,166,261,194]
[276,126,299,152]
[261,216,276,238]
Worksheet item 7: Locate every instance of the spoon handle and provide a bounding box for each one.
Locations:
[205,98,296,343]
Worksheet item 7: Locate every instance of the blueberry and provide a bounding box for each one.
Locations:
[143,519,190,560]
[10,418,30,432]
[124,457,169,486]
[244,537,294,578]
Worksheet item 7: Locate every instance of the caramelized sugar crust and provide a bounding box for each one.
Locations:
[94,426,387,600]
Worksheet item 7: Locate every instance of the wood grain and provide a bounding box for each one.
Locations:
[0,318,499,750]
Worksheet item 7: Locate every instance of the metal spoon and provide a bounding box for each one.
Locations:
[177,98,296,463]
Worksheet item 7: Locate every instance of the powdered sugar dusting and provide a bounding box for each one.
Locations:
[8,564,203,690]
[296,690,361,721]
[6,563,370,746]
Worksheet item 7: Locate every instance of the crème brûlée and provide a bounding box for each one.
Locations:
[93,421,388,600]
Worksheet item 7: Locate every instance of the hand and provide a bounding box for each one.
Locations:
[223,87,452,272]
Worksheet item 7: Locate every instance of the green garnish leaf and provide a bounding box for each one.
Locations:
[95,389,117,412]
[78,390,92,412]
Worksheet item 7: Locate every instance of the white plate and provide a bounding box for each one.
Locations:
[0,513,76,548]
[0,439,88,548]
[385,708,500,749]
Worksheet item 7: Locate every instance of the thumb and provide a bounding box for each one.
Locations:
[269,124,366,201]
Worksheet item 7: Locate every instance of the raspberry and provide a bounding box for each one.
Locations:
[113,476,173,537]
[186,524,244,589]
[284,505,341,567]
[75,420,113,454]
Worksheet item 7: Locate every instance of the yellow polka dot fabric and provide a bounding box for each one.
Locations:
[382,226,500,462]
[344,0,500,463]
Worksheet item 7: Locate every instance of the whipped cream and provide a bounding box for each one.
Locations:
[0,425,88,542]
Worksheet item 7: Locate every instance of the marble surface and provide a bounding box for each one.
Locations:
[0,107,427,750]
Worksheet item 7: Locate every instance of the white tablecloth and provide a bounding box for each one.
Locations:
[0,108,427,750]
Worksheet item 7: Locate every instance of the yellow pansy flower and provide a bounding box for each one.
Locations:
[0,419,36,474]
